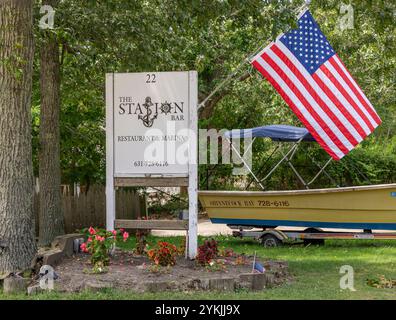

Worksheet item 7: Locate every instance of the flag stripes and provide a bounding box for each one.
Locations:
[262,52,350,155]
[251,10,381,160]
[329,56,381,125]
[272,43,362,146]
[267,45,355,151]
[333,55,380,125]
[252,57,343,160]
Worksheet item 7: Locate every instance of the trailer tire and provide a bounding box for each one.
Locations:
[260,234,283,247]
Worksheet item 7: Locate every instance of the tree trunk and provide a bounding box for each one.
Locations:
[38,0,64,246]
[0,0,36,273]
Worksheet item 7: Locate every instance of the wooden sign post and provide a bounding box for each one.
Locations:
[105,71,198,259]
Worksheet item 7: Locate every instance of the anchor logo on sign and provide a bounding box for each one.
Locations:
[138,96,158,127]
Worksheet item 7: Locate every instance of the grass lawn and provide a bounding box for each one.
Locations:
[1,235,396,300]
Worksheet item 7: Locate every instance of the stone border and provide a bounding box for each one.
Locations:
[1,234,84,295]
[80,272,277,293]
[33,233,84,268]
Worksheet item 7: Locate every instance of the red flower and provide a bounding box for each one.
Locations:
[80,242,88,253]
[95,235,105,242]
[123,232,129,242]
[112,230,117,236]
[88,227,96,235]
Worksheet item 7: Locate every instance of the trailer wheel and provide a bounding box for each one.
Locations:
[260,234,283,247]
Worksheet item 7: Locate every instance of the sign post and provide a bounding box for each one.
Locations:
[105,71,198,259]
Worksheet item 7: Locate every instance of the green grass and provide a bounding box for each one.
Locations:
[1,235,396,300]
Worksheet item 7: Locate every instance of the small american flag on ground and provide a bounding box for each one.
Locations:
[253,261,265,273]
[251,10,381,160]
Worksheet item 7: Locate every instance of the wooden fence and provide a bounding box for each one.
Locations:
[34,185,145,233]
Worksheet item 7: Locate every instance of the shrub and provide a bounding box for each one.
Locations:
[234,255,248,265]
[205,259,227,272]
[197,239,218,265]
[80,226,129,271]
[219,247,235,258]
[147,241,178,266]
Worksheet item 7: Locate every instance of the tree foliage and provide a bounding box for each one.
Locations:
[31,0,395,190]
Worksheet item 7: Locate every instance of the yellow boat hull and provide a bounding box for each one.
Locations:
[198,184,396,230]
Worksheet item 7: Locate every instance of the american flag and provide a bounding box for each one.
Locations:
[251,10,381,160]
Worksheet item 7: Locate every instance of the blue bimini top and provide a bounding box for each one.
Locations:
[224,125,316,142]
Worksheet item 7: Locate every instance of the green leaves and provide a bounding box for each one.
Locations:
[31,0,395,187]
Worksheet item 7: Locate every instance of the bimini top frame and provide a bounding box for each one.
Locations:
[224,124,335,190]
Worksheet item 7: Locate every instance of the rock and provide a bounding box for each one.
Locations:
[252,274,268,291]
[239,273,268,291]
[39,265,59,280]
[27,284,44,296]
[187,279,202,290]
[3,276,29,294]
[200,279,210,290]
[264,273,276,288]
[84,280,113,292]
[51,234,84,257]
[238,273,253,289]
[144,281,176,292]
[42,249,64,267]
[208,277,235,291]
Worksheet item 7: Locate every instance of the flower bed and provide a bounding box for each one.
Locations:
[52,248,290,293]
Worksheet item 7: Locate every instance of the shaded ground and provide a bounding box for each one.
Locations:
[53,249,289,293]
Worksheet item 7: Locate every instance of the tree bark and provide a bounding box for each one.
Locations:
[38,0,64,246]
[0,0,37,273]
[198,72,251,120]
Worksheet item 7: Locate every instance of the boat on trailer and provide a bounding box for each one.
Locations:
[198,125,396,244]
[199,183,396,231]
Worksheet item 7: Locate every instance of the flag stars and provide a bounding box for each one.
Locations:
[279,11,335,74]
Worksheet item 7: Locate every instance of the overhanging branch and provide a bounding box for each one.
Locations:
[198,72,252,120]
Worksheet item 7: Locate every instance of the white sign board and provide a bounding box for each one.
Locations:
[112,72,192,177]
[105,71,198,259]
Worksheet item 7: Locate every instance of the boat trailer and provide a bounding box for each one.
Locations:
[229,226,396,247]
